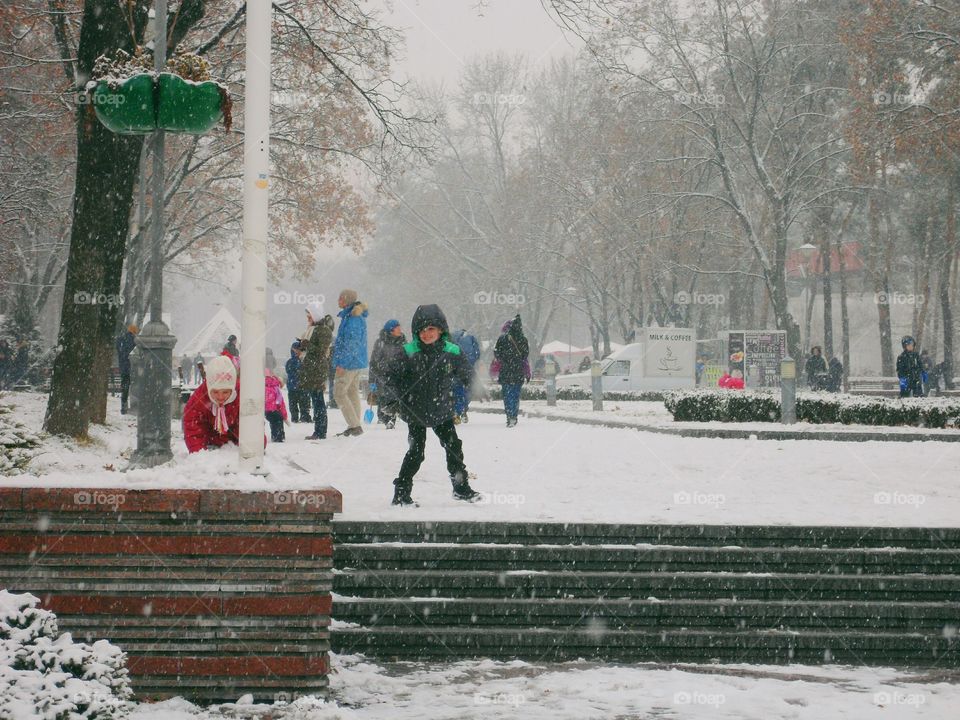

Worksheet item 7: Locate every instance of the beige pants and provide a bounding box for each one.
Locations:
[334,369,363,428]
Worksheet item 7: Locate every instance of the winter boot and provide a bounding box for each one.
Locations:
[506,416,518,428]
[451,471,481,502]
[461,412,469,424]
[392,479,416,506]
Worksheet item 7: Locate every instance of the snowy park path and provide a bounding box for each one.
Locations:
[4,391,960,527]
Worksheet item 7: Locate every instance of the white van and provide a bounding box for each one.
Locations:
[554,329,696,393]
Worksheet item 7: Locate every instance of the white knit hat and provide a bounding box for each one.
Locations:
[306,301,325,323]
[206,355,237,393]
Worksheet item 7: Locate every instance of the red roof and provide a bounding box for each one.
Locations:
[785,242,865,278]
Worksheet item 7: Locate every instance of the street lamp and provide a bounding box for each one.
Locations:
[128,0,177,469]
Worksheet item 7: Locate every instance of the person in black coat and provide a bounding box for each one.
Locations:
[897,336,924,397]
[384,304,481,506]
[493,315,530,427]
[116,324,138,414]
[804,346,827,390]
[827,356,843,393]
[369,319,406,428]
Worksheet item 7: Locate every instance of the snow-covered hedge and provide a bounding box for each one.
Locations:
[0,404,42,474]
[664,388,960,428]
[488,386,665,402]
[0,590,133,719]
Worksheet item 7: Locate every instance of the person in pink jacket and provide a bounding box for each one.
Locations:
[264,368,289,442]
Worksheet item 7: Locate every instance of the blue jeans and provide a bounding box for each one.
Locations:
[453,383,469,415]
[502,383,521,419]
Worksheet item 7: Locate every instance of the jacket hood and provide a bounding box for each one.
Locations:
[339,301,368,319]
[412,304,449,336]
[319,314,335,330]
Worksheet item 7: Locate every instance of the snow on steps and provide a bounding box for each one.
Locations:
[331,521,960,666]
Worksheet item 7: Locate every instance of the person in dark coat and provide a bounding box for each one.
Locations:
[223,334,239,362]
[285,340,311,423]
[897,336,924,397]
[179,354,192,384]
[493,315,530,427]
[299,302,334,439]
[384,304,481,506]
[116,324,138,414]
[804,346,827,390]
[369,319,406,429]
[827,356,843,393]
[450,328,481,423]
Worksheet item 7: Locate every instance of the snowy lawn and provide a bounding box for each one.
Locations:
[127,654,960,719]
[2,390,959,526]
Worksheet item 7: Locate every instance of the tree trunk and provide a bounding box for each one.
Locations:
[942,183,957,389]
[44,0,148,437]
[836,234,851,391]
[818,218,833,358]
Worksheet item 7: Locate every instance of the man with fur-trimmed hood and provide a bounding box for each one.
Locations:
[332,289,369,436]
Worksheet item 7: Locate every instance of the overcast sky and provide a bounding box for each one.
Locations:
[376,0,580,87]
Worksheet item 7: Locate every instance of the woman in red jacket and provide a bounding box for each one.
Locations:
[183,355,241,453]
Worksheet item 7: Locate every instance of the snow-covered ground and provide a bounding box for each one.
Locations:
[3,391,960,526]
[128,653,959,719]
[4,391,960,718]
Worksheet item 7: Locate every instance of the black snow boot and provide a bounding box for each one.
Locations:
[392,479,415,506]
[450,472,481,502]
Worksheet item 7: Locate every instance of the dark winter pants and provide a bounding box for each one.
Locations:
[310,391,328,438]
[265,411,285,442]
[289,389,311,422]
[900,380,924,398]
[501,383,521,419]
[120,372,131,412]
[394,420,467,492]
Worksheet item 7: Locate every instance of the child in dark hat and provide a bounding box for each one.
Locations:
[384,304,482,505]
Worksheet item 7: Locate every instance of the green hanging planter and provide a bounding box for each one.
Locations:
[91,72,226,136]
[156,73,224,134]
[92,74,157,135]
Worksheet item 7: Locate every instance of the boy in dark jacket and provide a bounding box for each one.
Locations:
[385,305,482,506]
[897,336,924,397]
[285,340,311,423]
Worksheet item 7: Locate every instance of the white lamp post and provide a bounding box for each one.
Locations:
[238,0,272,473]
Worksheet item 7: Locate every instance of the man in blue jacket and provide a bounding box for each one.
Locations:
[332,289,369,436]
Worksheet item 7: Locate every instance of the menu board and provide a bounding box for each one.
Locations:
[744,331,787,387]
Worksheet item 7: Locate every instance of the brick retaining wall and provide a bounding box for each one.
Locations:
[0,487,341,703]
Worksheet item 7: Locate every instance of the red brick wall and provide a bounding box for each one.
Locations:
[0,487,342,703]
